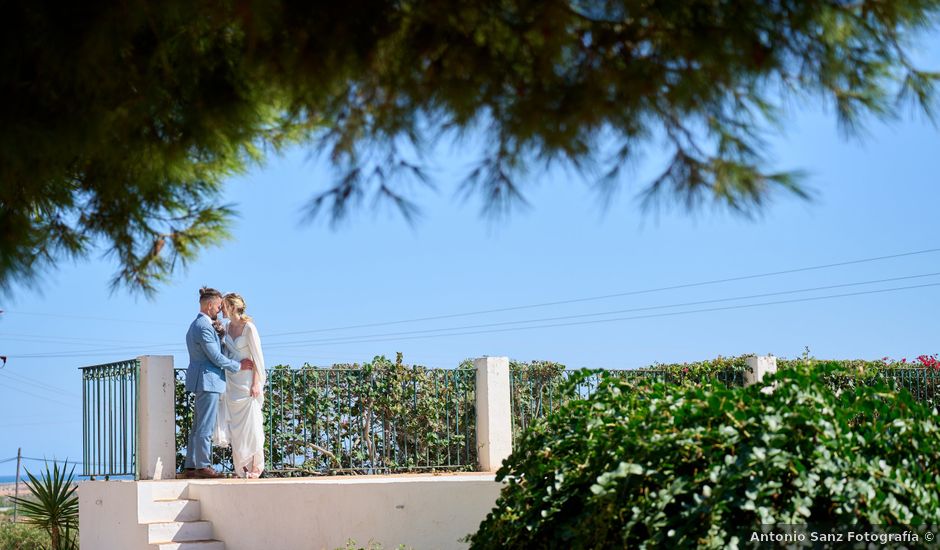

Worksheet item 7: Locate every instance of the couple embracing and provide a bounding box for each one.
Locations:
[181,287,267,479]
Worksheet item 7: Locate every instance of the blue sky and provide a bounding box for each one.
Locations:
[2,39,939,476]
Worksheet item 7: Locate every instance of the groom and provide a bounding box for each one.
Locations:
[182,286,254,479]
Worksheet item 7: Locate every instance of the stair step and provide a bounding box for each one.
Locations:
[153,540,224,550]
[140,499,201,523]
[148,521,214,544]
[145,481,190,501]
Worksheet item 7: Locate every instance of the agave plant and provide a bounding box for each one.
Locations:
[10,461,79,550]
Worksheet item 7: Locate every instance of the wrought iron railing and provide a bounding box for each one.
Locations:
[510,369,596,440]
[510,367,747,441]
[175,365,477,475]
[876,368,940,404]
[80,359,139,479]
[831,367,940,407]
[83,358,940,480]
[509,365,940,441]
[175,363,750,471]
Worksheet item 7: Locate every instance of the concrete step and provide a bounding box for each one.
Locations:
[140,499,201,524]
[152,540,224,550]
[148,521,214,544]
[144,481,190,502]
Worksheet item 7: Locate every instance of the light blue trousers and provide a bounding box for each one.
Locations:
[184,391,220,470]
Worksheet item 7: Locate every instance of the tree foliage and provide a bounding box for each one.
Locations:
[468,363,940,549]
[2,0,939,295]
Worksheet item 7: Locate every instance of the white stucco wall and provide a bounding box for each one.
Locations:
[187,473,502,550]
[138,355,176,480]
[78,473,503,550]
[474,357,512,472]
[78,481,148,550]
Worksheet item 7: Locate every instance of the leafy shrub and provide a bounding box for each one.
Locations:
[643,354,751,379]
[469,363,940,549]
[265,354,476,474]
[505,360,567,441]
[173,351,939,478]
[506,357,748,443]
[778,352,940,408]
[177,353,477,474]
[0,522,47,550]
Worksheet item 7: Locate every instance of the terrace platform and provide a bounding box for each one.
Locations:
[79,472,502,550]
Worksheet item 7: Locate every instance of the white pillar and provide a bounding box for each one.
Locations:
[474,356,512,472]
[137,355,176,480]
[744,355,778,394]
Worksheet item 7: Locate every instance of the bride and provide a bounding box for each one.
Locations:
[216,292,266,478]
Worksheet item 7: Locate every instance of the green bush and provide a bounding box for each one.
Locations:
[172,350,938,477]
[469,363,940,549]
[177,353,477,474]
[0,522,47,550]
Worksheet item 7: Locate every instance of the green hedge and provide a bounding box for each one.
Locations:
[175,352,940,476]
[469,361,940,548]
[177,353,478,474]
[176,355,614,475]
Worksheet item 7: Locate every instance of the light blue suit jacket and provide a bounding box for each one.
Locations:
[185,313,241,393]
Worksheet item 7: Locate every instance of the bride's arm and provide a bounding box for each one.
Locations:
[220,318,236,359]
[246,322,266,396]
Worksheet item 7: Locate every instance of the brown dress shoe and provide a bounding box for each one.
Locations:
[192,467,222,479]
[177,469,196,479]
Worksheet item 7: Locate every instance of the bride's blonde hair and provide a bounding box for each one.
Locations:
[223,292,253,322]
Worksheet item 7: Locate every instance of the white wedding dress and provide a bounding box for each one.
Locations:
[214,321,266,477]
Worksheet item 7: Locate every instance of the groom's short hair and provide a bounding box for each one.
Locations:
[199,286,223,303]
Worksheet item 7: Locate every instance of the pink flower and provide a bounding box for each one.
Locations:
[916,354,940,370]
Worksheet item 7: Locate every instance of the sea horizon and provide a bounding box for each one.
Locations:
[0,474,116,484]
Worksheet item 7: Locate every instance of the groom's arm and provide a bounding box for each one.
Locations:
[197,324,253,373]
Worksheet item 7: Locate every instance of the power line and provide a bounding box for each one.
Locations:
[0,456,96,467]
[5,248,940,358]
[0,332,180,358]
[0,341,367,360]
[260,272,940,348]
[1,379,81,408]
[0,413,80,422]
[0,370,80,396]
[0,419,81,428]
[1,311,178,326]
[7,347,186,359]
[1,285,934,362]
[18,456,83,464]
[257,281,940,348]
[8,270,940,359]
[0,332,160,347]
[0,370,81,399]
[262,247,940,338]
[3,341,181,359]
[15,256,940,358]
[1,336,146,348]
